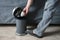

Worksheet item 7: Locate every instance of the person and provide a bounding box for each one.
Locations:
[22,0,59,38]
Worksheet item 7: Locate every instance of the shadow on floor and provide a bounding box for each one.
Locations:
[44,29,60,37]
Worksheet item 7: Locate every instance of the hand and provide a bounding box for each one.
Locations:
[22,7,29,16]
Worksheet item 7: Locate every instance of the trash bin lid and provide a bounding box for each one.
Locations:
[12,7,26,19]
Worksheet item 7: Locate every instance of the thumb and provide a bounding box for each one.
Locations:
[23,9,26,13]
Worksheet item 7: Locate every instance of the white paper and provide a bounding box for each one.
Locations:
[21,11,25,17]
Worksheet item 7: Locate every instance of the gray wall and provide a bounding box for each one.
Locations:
[0,0,60,24]
[0,0,27,24]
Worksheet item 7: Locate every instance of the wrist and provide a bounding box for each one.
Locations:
[25,6,30,9]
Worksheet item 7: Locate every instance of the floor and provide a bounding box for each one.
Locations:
[0,25,60,40]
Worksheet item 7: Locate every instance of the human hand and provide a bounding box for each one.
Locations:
[22,7,29,16]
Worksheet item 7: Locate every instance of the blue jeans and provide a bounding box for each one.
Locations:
[33,0,59,36]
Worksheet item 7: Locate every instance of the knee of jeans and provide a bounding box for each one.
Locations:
[43,15,52,21]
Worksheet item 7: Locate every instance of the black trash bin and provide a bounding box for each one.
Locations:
[12,7,27,36]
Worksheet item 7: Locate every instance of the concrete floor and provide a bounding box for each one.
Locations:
[0,25,60,40]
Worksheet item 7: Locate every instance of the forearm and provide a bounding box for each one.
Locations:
[26,0,33,8]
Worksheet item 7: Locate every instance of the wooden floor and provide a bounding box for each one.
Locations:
[0,25,60,40]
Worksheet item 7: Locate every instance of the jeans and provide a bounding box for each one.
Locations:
[33,0,59,36]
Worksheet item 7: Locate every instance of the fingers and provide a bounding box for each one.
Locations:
[22,7,29,16]
[23,8,26,14]
[26,9,28,14]
[23,8,28,14]
[23,8,25,12]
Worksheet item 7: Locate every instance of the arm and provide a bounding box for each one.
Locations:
[26,0,33,9]
[23,0,33,15]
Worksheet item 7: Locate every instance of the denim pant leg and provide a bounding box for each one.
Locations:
[33,0,58,36]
